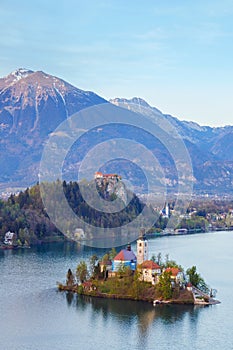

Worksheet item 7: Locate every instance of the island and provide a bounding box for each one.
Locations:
[58,232,220,306]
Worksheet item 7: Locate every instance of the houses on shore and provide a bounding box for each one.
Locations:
[4,231,17,246]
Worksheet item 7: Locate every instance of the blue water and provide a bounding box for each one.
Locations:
[0,231,232,350]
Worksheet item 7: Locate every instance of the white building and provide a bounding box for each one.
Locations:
[137,231,148,265]
[140,260,161,285]
[4,231,16,246]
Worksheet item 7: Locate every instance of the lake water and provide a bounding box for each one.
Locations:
[0,231,233,350]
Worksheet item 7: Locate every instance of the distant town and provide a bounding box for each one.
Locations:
[0,173,233,250]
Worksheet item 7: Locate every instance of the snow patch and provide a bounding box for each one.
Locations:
[53,85,68,118]
[10,68,34,82]
[31,97,40,132]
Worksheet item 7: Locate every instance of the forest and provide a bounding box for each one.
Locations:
[1,179,232,246]
[0,180,144,245]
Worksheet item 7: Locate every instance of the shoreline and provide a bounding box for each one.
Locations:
[57,284,195,305]
[58,284,220,306]
[147,227,233,239]
[1,228,232,250]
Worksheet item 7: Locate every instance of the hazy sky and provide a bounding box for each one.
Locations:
[0,0,232,126]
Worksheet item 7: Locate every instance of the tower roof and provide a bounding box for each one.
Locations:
[138,233,147,241]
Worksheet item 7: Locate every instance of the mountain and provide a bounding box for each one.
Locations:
[110,97,233,158]
[0,68,106,138]
[0,68,107,188]
[0,69,232,196]
[110,98,233,195]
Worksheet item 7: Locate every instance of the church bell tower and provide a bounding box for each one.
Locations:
[137,229,148,265]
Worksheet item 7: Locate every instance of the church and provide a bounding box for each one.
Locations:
[112,231,149,272]
[100,230,163,284]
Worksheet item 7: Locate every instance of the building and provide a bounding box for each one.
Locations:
[186,282,193,292]
[109,231,151,276]
[99,260,112,274]
[82,281,96,292]
[112,243,137,272]
[160,202,170,218]
[165,267,185,287]
[137,232,148,265]
[94,171,104,179]
[165,203,170,218]
[94,172,121,181]
[139,260,161,285]
[4,231,16,246]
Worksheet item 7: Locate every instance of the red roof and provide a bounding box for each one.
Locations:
[165,267,180,276]
[141,260,161,270]
[82,281,93,287]
[113,249,136,261]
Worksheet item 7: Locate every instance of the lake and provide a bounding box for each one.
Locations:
[0,231,232,350]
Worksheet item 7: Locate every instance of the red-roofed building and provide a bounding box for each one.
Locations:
[94,171,103,179]
[139,260,161,285]
[82,281,96,292]
[141,260,161,271]
[165,267,185,286]
[165,267,180,276]
[186,282,193,292]
[94,172,121,181]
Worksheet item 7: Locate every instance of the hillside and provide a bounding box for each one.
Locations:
[0,180,144,245]
[0,68,107,187]
[110,98,233,195]
[0,69,232,196]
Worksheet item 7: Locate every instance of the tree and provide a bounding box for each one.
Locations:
[109,247,117,260]
[151,254,156,262]
[18,228,25,245]
[156,252,162,265]
[76,261,88,284]
[132,269,143,298]
[186,266,199,286]
[66,268,75,287]
[117,263,131,278]
[165,259,183,271]
[157,271,173,300]
[89,254,98,277]
[186,266,209,293]
[102,253,110,263]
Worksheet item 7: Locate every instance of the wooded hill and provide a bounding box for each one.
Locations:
[0,180,144,245]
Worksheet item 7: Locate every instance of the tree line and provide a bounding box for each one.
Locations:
[0,180,145,245]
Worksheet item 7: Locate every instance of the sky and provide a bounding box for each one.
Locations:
[0,0,233,127]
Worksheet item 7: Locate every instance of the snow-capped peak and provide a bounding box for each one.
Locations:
[10,68,34,81]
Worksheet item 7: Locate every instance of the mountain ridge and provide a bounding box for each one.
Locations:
[0,69,232,195]
[110,97,233,161]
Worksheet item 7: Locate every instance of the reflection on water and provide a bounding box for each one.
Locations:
[62,291,203,336]
[1,232,232,350]
[0,240,108,259]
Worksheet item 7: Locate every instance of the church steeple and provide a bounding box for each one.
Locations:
[137,229,148,265]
